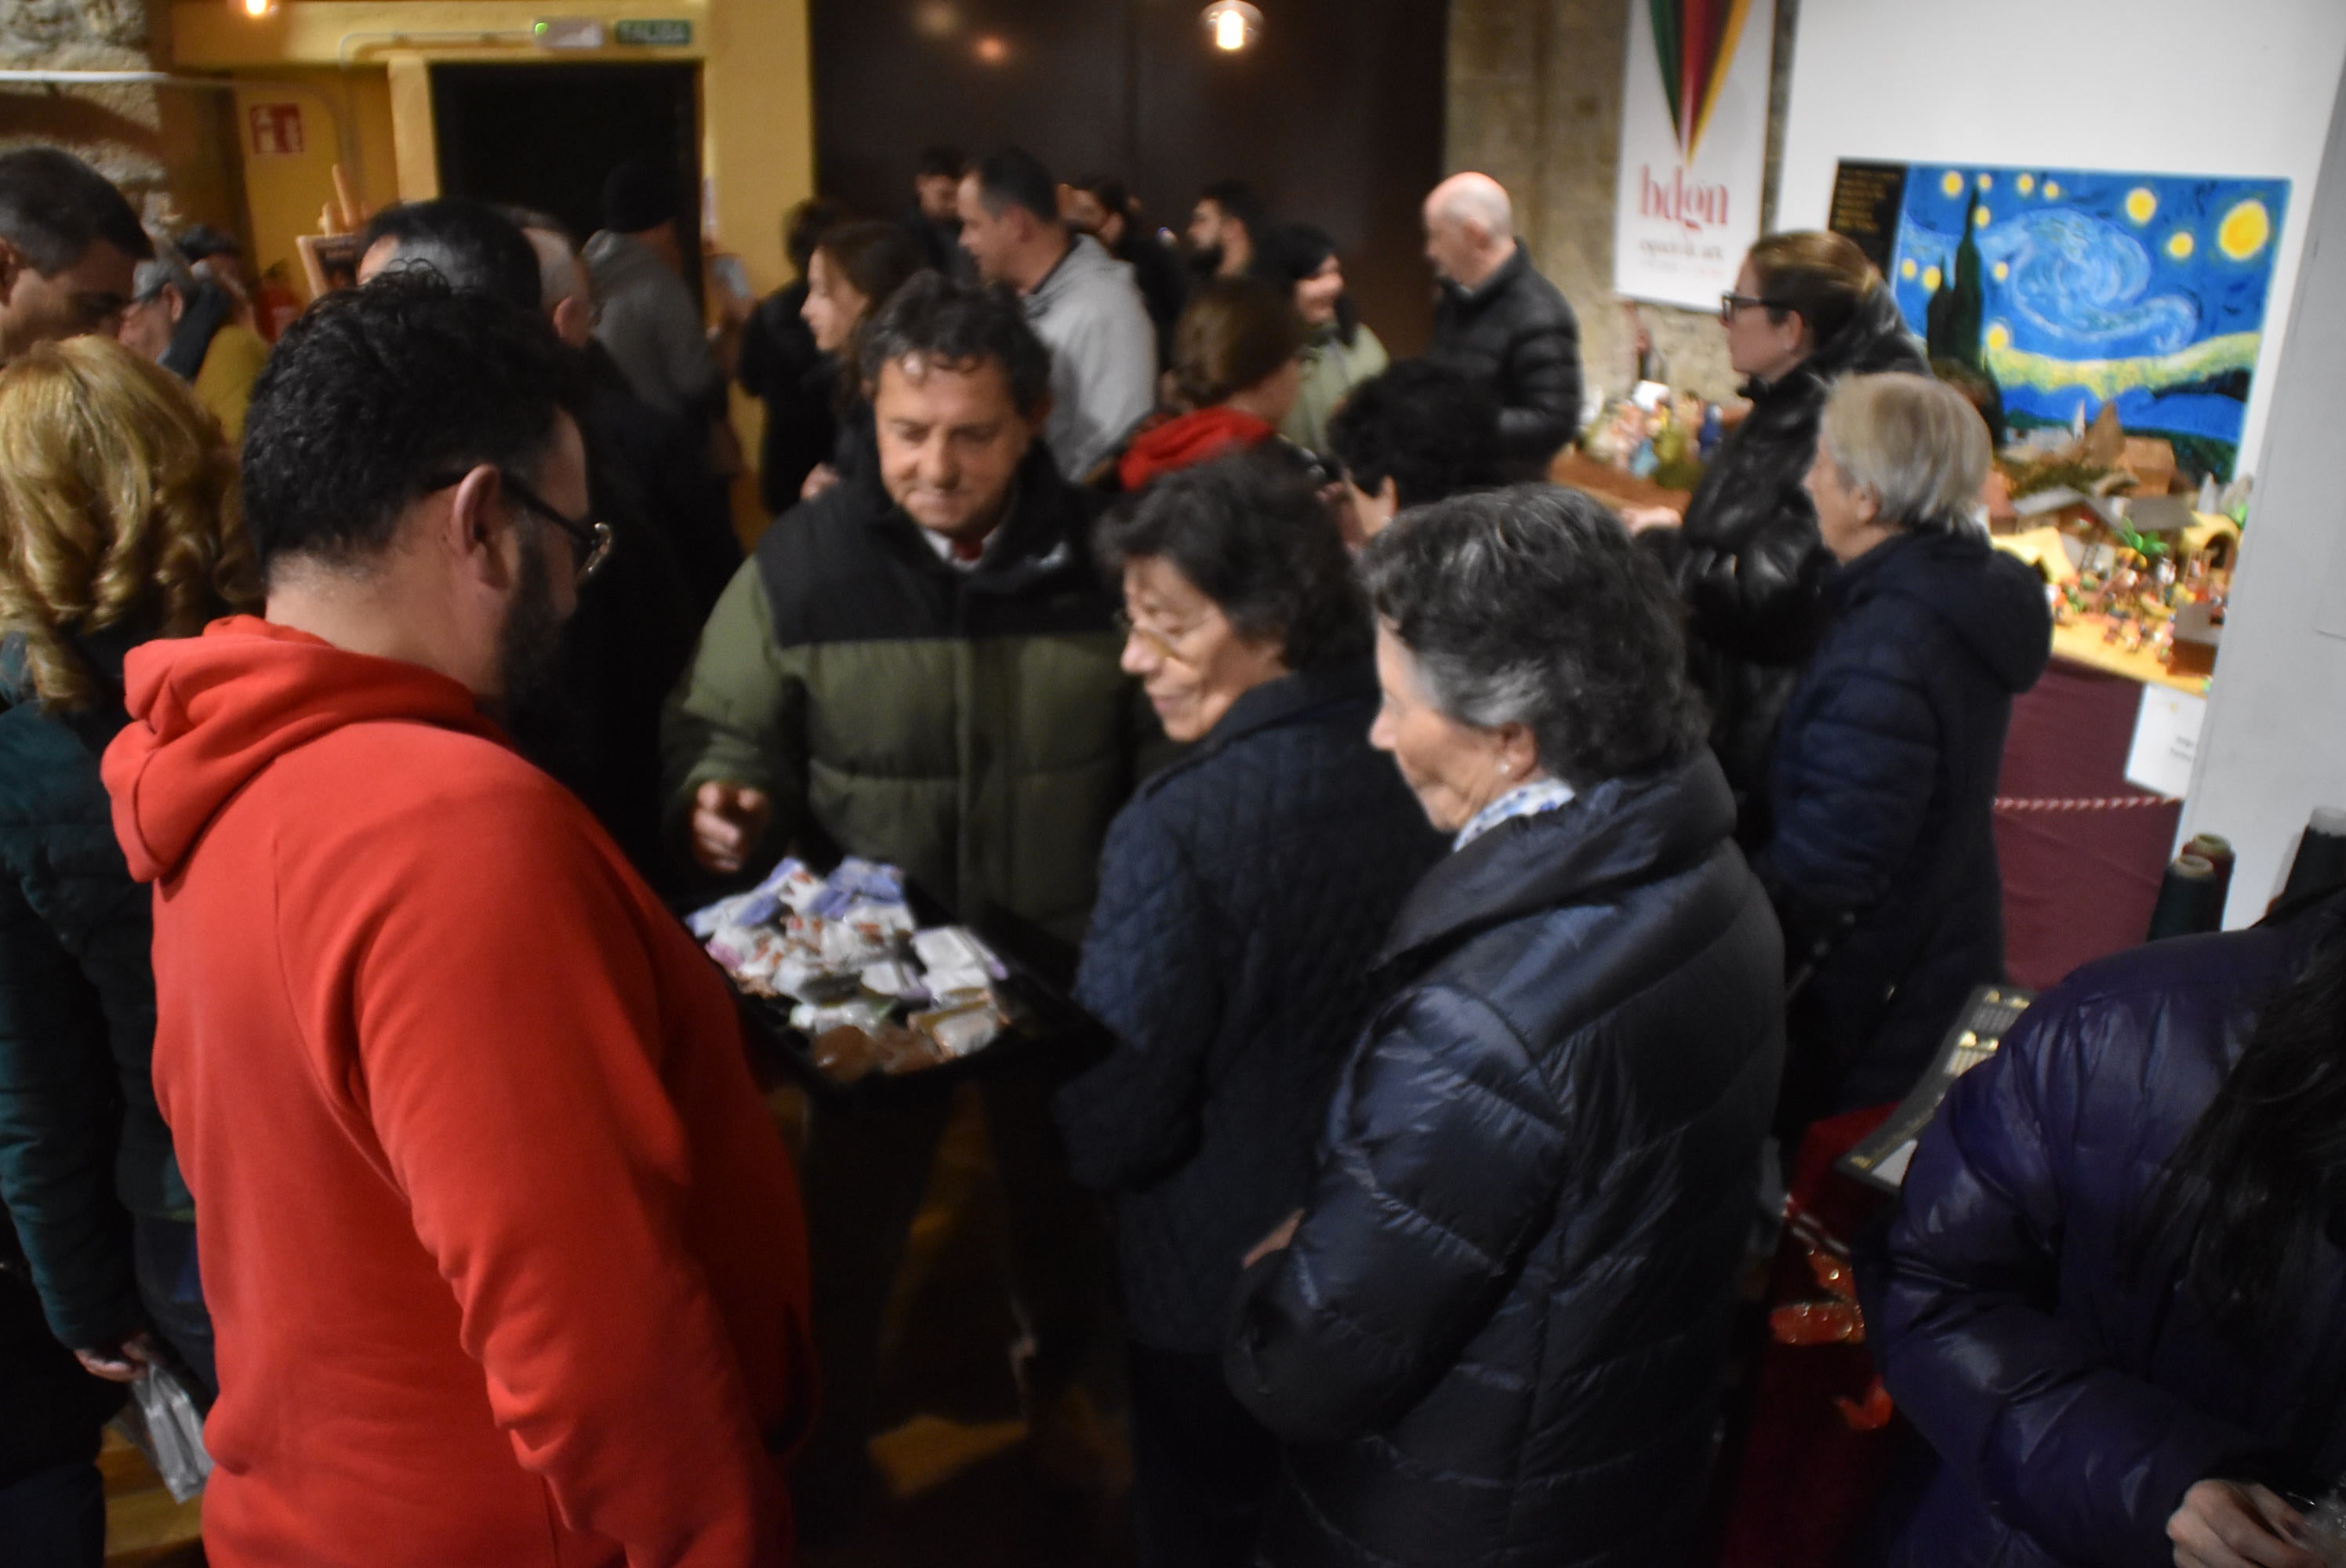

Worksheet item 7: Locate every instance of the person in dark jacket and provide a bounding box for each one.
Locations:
[1630,230,1930,811]
[794,218,928,503]
[1755,372,2050,1124]
[1422,173,1583,481]
[1068,173,1189,361]
[0,336,256,1399]
[903,144,973,281]
[1861,895,2346,1568]
[1324,359,1502,547]
[1058,451,1444,1567]
[739,196,848,514]
[1226,485,1787,1568]
[666,273,1156,1526]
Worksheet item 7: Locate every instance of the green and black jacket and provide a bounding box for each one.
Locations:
[662,448,1157,945]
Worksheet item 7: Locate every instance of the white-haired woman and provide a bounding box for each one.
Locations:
[1756,371,2051,1131]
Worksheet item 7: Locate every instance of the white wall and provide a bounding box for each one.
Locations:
[1775,0,2346,473]
[2179,65,2346,924]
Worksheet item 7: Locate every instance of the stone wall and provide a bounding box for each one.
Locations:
[1447,0,1799,411]
[0,0,247,242]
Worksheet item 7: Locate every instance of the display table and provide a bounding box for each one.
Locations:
[1992,656,2185,991]
[2047,619,2212,696]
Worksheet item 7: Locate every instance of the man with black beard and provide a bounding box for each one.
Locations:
[361,200,723,877]
[97,272,814,1565]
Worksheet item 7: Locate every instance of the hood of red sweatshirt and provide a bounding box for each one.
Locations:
[102,615,506,885]
[1117,405,1276,492]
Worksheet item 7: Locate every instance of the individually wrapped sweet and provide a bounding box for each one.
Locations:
[912,999,1002,1060]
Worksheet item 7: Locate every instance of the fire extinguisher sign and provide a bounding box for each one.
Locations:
[248,103,304,157]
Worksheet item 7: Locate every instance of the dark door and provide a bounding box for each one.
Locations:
[430,61,703,297]
[810,0,1448,354]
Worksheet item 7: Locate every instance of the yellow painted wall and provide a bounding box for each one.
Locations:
[230,70,396,293]
[172,0,812,296]
[173,0,809,538]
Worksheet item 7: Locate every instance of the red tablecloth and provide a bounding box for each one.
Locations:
[1993,659,2184,992]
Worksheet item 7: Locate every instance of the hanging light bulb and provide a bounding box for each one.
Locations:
[241,0,277,17]
[1200,2,1262,53]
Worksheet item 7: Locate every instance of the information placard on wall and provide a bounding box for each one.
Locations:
[1613,0,1774,311]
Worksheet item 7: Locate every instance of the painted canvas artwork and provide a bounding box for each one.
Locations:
[1833,162,2289,479]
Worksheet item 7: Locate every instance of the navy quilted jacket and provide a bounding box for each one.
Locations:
[1226,751,1785,1567]
[1756,528,2050,1116]
[1057,659,1443,1352]
[1861,901,2346,1567]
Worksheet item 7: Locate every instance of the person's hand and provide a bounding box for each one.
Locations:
[801,463,840,503]
[1620,504,1683,535]
[74,1332,154,1384]
[2169,1479,2326,1568]
[1244,1209,1304,1269]
[691,781,772,875]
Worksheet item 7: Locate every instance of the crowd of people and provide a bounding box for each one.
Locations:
[0,131,2340,1568]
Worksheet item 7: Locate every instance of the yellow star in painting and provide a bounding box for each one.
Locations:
[1974,206,1992,229]
[2044,181,2062,201]
[2126,188,2157,224]
[2017,174,2036,196]
[1941,171,1963,197]
[2219,200,2272,260]
[1993,260,2010,281]
[1923,265,1943,291]
[2167,231,2195,260]
[1986,323,2011,350]
[1901,258,1917,280]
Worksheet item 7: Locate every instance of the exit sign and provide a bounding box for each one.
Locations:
[616,18,691,45]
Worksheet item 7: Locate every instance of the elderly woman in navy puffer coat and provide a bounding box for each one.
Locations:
[1755,372,2050,1132]
[1055,448,1444,1568]
[1223,486,1786,1568]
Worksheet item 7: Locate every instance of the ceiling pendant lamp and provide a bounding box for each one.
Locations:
[1201,2,1262,53]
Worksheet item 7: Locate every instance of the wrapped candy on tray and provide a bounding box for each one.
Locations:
[689,860,1017,1084]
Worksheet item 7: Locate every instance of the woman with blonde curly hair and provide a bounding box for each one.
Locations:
[0,336,254,1529]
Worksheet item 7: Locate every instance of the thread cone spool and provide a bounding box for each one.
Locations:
[2279,808,2346,908]
[2148,854,2224,942]
[2184,833,2236,906]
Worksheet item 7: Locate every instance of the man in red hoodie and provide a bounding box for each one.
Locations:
[101,274,813,1566]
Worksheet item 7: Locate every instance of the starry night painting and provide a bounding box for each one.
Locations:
[1843,162,2289,480]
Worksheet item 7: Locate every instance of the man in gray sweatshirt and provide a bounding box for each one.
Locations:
[958,147,1157,483]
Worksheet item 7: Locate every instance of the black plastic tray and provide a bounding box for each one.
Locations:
[708,873,1108,1108]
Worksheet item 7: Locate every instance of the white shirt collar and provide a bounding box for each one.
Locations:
[1453,777,1576,851]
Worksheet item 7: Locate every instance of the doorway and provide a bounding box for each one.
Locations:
[430,61,703,295]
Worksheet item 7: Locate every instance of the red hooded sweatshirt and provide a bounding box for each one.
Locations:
[1116,405,1276,492]
[103,618,813,1567]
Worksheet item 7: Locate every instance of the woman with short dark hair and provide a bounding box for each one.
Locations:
[1056,448,1443,1568]
[1757,372,2050,1127]
[1115,276,1303,491]
[1225,485,1786,1568]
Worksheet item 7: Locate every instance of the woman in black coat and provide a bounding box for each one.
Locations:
[1056,450,1444,1568]
[1224,486,1787,1567]
[1755,372,2049,1126]
[1631,230,1929,818]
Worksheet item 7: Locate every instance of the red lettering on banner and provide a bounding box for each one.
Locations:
[1640,164,1730,234]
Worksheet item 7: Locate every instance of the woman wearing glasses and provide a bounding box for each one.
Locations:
[1055,449,1441,1568]
[0,336,255,1553]
[1624,230,1927,825]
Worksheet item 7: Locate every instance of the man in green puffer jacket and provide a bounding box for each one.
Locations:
[662,272,1153,1527]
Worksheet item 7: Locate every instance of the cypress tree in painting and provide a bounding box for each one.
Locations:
[1928,183,1988,372]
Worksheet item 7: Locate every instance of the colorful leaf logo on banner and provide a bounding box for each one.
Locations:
[1650,0,1752,162]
